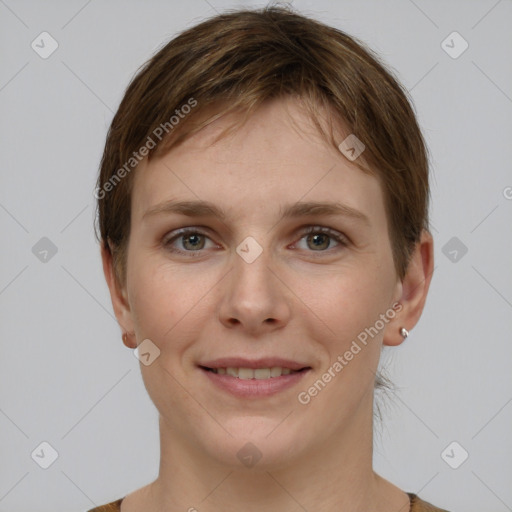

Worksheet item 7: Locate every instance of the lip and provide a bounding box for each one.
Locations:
[197,357,312,399]
[198,357,309,371]
[200,366,311,398]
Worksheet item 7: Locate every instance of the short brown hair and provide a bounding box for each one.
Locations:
[95,5,430,290]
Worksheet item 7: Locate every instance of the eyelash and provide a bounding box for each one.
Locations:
[162,226,348,257]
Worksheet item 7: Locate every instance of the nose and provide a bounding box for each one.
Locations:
[218,247,292,335]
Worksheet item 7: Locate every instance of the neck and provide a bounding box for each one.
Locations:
[144,393,406,512]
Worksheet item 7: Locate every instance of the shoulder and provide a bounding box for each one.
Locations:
[408,493,451,512]
[85,498,123,512]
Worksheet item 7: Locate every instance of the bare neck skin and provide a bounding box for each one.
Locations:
[122,390,409,512]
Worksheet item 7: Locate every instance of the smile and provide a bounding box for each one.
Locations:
[203,366,303,379]
[199,365,311,398]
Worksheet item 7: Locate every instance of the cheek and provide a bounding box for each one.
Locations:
[128,259,215,351]
[128,261,182,342]
[128,265,202,407]
[296,257,395,360]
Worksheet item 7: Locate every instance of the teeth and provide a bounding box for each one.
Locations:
[211,366,300,379]
[238,368,254,380]
[270,367,282,377]
[226,367,238,377]
[254,368,271,379]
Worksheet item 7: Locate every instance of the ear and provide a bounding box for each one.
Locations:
[383,229,434,347]
[101,241,137,348]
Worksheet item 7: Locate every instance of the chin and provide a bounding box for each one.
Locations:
[203,417,307,470]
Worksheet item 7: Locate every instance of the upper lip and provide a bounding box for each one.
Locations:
[198,357,310,371]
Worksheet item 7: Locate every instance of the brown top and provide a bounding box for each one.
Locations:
[86,492,451,511]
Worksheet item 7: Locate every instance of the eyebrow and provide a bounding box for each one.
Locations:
[142,199,370,226]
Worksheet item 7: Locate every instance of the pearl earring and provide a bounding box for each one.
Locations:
[400,327,409,339]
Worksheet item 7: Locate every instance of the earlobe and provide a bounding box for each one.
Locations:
[100,242,135,338]
[383,230,434,347]
[122,331,137,349]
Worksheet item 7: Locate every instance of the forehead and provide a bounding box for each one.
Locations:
[131,97,386,226]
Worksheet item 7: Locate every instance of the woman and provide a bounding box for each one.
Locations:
[90,6,448,511]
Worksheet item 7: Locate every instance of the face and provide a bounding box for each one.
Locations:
[112,97,405,468]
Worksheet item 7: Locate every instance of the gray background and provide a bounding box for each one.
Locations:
[1,0,511,511]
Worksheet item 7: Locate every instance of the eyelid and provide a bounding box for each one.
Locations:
[162,226,212,243]
[298,225,348,242]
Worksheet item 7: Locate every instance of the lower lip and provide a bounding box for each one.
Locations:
[200,367,310,398]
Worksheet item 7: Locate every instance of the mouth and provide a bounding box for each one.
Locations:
[199,366,310,379]
[197,359,312,398]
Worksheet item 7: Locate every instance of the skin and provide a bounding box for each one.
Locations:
[102,96,434,512]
